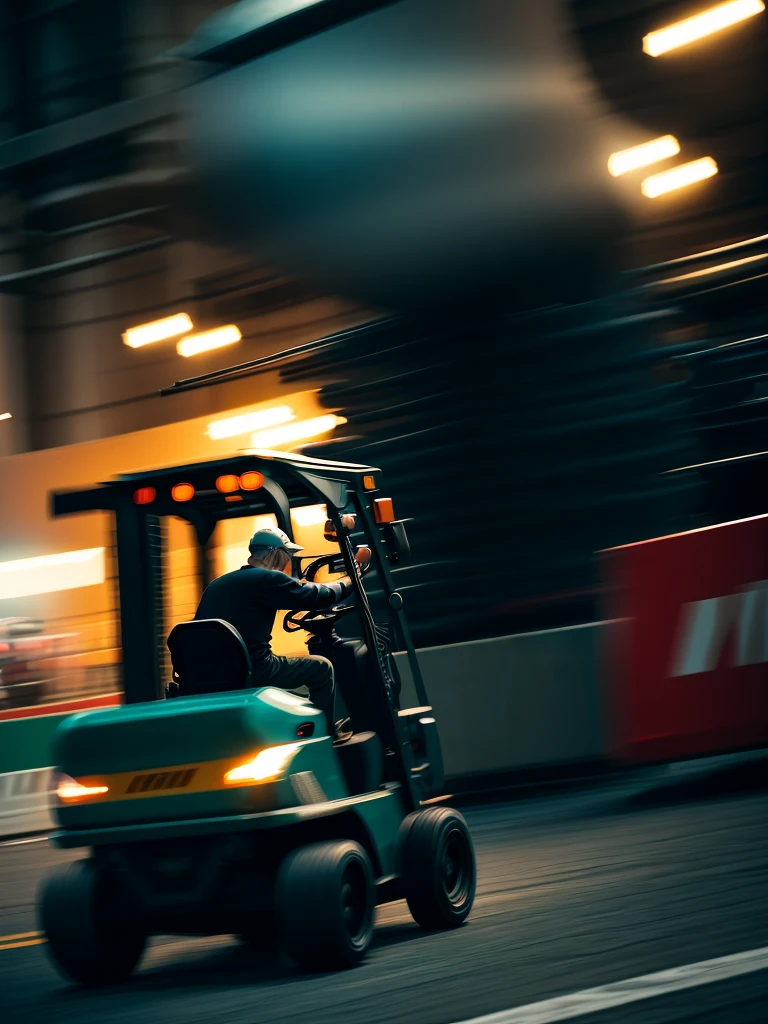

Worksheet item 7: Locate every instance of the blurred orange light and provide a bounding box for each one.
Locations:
[608,136,680,177]
[177,325,241,358]
[56,773,109,802]
[133,487,156,505]
[643,0,765,56]
[363,475,377,491]
[122,313,193,349]
[250,414,345,450]
[641,157,718,198]
[172,483,195,502]
[239,471,264,491]
[216,474,240,493]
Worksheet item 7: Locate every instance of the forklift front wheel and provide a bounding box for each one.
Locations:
[399,807,476,929]
[275,840,375,971]
[38,859,146,986]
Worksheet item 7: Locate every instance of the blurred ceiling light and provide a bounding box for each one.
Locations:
[292,504,329,527]
[608,136,680,177]
[207,406,295,440]
[0,412,11,421]
[643,0,765,56]
[251,414,346,449]
[122,313,193,349]
[641,157,718,198]
[0,548,105,600]
[660,252,768,284]
[177,325,242,358]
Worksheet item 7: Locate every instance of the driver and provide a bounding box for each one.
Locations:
[194,526,370,742]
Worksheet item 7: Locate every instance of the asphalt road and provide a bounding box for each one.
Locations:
[1,758,767,1024]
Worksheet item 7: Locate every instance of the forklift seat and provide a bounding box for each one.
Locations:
[167,619,251,696]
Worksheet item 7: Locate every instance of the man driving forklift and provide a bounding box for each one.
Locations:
[194,526,370,742]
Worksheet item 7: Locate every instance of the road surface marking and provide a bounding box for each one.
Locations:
[0,938,46,950]
[0,931,45,951]
[455,946,768,1024]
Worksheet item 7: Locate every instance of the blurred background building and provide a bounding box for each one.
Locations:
[0,0,766,703]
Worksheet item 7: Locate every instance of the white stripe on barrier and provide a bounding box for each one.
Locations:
[453,946,768,1024]
[0,767,55,834]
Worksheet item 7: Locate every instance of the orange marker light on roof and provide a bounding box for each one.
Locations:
[373,498,395,523]
[239,471,264,491]
[216,474,240,493]
[171,483,195,502]
[133,487,156,505]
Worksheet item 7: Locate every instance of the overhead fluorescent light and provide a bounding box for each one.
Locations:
[0,548,105,600]
[122,313,193,349]
[207,406,295,440]
[250,414,346,449]
[177,325,242,358]
[641,157,718,198]
[608,136,680,177]
[0,412,11,421]
[643,0,765,57]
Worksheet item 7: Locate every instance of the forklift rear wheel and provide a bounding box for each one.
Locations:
[399,807,476,929]
[275,840,375,970]
[39,859,146,986]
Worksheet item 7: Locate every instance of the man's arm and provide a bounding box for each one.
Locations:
[257,571,353,611]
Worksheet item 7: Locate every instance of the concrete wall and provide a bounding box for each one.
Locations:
[0,621,614,835]
[396,621,611,783]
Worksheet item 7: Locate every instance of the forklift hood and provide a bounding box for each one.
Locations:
[52,688,347,831]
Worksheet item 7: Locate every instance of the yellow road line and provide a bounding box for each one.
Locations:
[0,931,42,941]
[0,938,46,950]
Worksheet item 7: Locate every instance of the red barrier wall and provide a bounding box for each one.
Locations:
[601,515,768,763]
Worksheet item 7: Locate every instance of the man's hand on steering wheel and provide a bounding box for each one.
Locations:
[282,546,372,633]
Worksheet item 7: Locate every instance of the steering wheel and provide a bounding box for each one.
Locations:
[282,551,369,634]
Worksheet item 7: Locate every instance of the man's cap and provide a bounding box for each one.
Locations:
[248,526,303,554]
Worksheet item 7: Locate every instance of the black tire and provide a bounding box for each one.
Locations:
[38,859,146,986]
[275,840,375,970]
[399,807,476,929]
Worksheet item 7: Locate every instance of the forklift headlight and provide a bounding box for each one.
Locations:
[55,772,109,802]
[224,743,301,785]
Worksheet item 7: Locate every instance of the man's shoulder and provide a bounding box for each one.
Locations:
[231,566,290,585]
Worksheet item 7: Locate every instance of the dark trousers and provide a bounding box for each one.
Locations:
[253,654,336,734]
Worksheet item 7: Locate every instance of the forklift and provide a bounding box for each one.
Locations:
[39,448,476,985]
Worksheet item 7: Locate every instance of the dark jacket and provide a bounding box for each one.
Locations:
[194,565,352,665]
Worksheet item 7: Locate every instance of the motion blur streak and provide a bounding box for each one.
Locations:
[250,414,346,449]
[641,157,719,198]
[0,548,105,600]
[187,0,627,310]
[176,325,241,357]
[608,136,680,176]
[206,406,295,440]
[122,313,193,349]
[661,252,768,283]
[643,0,765,57]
